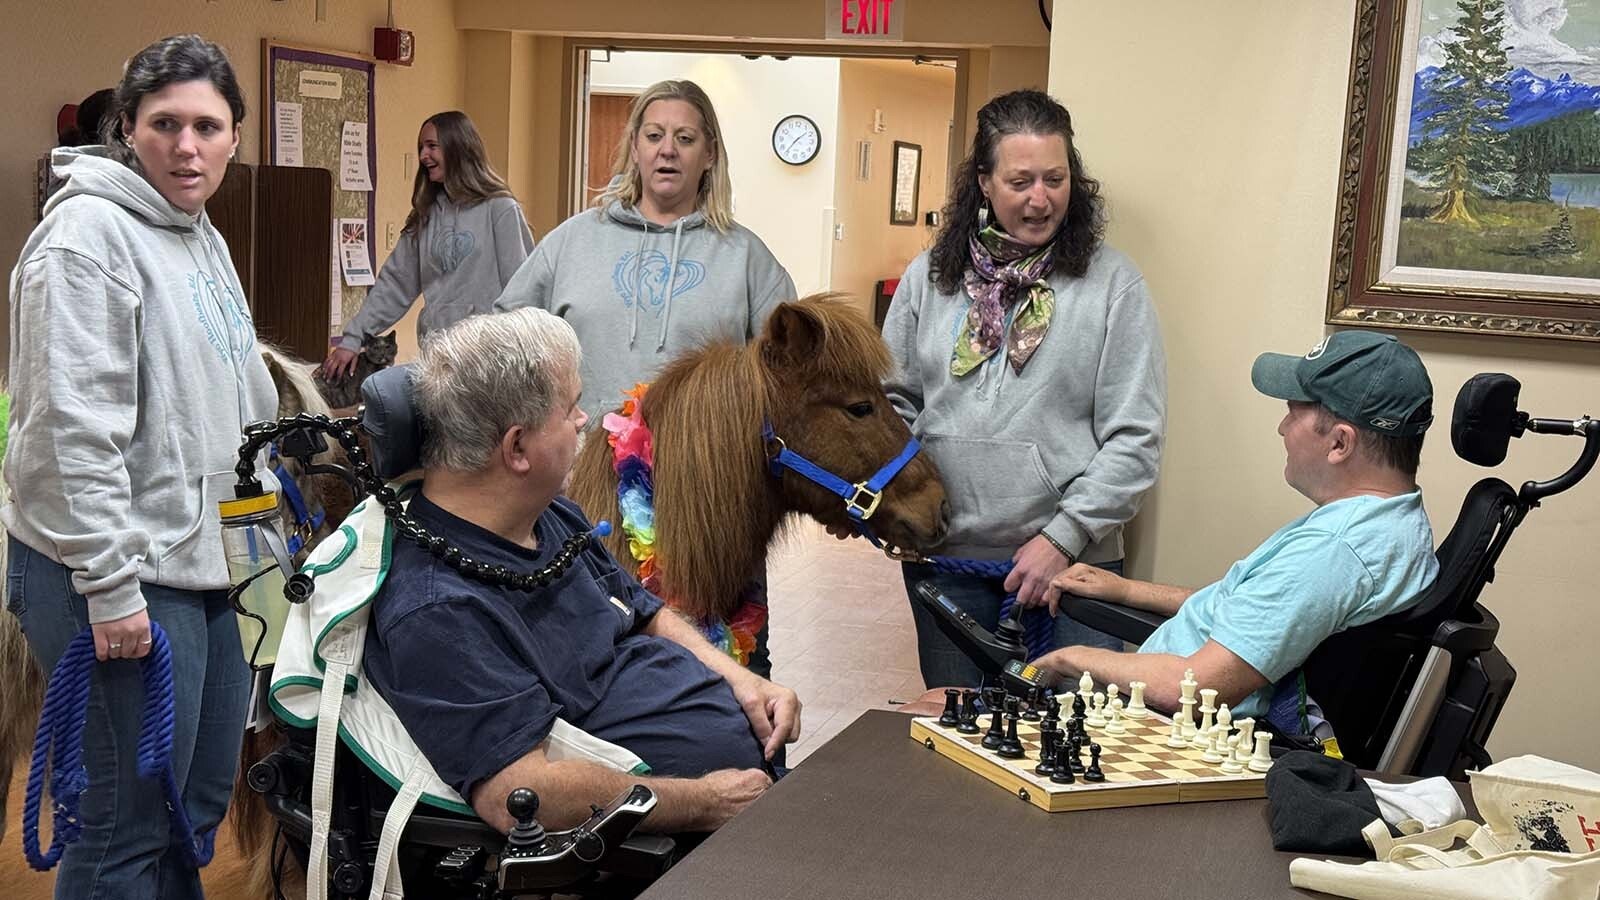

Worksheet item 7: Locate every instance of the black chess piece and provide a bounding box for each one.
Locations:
[1084,741,1105,782]
[1047,694,1062,720]
[1067,735,1086,774]
[938,688,961,727]
[1049,732,1076,784]
[997,714,1026,759]
[956,690,981,735]
[1033,727,1057,777]
[1021,686,1042,722]
[982,706,1005,750]
[1071,691,1087,719]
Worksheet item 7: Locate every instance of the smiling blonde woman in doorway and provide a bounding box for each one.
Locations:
[323,110,533,380]
[882,89,1168,690]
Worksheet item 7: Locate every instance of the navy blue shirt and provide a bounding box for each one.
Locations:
[363,491,764,800]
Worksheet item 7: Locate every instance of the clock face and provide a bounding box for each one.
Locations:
[772,114,820,166]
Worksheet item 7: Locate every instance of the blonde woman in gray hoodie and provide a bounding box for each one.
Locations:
[3,35,278,898]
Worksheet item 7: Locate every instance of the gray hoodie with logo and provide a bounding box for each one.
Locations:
[4,147,280,623]
[494,201,796,420]
[339,193,533,351]
[884,245,1166,562]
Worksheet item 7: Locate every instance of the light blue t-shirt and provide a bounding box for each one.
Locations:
[1138,492,1437,719]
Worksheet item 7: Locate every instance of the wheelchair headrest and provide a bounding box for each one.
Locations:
[1451,374,1522,467]
[359,365,424,479]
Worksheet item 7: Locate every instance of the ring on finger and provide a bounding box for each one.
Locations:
[138,637,153,645]
[109,642,123,649]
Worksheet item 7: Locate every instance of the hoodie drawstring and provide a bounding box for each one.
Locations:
[628,223,648,349]
[657,220,684,351]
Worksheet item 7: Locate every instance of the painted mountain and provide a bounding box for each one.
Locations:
[1410,66,1600,144]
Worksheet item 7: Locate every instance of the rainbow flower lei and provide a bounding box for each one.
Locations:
[602,383,767,666]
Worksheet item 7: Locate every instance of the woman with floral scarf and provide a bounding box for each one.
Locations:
[882,89,1168,689]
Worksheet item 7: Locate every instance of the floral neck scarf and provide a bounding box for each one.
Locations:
[951,224,1057,377]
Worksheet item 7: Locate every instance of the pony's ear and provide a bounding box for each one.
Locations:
[260,350,286,382]
[761,302,824,369]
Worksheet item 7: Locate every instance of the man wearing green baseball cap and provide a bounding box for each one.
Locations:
[1033,331,1439,732]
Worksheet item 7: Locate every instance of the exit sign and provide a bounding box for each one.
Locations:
[826,0,905,41]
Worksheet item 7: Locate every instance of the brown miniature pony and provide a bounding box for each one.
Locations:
[567,294,949,621]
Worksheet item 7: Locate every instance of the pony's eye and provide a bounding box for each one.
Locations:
[845,402,874,419]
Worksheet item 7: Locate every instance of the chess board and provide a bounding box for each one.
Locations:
[909,704,1267,813]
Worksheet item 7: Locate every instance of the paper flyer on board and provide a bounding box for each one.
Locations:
[339,218,375,286]
[339,121,373,191]
[273,102,303,166]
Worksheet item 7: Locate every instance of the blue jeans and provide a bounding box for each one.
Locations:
[7,536,250,900]
[902,559,1127,690]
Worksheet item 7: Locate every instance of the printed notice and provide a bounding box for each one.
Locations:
[299,70,343,99]
[273,102,303,166]
[339,121,373,191]
[330,222,342,331]
[339,219,375,286]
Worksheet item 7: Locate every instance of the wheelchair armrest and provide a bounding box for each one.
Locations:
[599,833,681,881]
[1060,595,1167,645]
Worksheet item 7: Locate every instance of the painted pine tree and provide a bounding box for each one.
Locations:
[1538,206,1578,256]
[1414,0,1514,223]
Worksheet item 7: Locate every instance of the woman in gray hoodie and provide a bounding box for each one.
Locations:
[3,35,278,897]
[885,90,1167,689]
[324,110,533,379]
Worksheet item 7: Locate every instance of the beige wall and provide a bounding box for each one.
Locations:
[2,0,464,367]
[589,51,842,297]
[1050,1,1600,769]
[830,59,955,318]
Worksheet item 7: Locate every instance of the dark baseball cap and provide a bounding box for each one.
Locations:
[1251,332,1433,437]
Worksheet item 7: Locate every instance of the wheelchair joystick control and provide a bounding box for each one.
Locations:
[505,788,548,855]
[993,603,1027,660]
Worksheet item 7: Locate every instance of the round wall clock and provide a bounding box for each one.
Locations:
[772,114,821,166]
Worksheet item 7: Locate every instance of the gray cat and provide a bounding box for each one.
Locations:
[315,332,398,409]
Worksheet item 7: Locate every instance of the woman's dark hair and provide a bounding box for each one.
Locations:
[928,89,1104,294]
[102,35,245,166]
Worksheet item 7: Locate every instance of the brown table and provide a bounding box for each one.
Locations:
[640,709,1367,899]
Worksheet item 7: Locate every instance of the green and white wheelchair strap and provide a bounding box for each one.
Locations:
[369,756,430,900]
[309,634,352,900]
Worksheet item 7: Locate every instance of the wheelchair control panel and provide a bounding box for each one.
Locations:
[913,580,1029,678]
[497,783,659,893]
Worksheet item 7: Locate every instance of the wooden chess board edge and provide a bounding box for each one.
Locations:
[908,717,1267,813]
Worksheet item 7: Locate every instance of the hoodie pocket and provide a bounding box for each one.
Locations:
[155,470,236,586]
[920,433,1060,550]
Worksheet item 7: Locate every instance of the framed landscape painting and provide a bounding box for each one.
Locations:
[1328,0,1600,341]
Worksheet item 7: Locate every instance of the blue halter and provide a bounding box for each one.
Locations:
[270,442,326,556]
[762,423,922,521]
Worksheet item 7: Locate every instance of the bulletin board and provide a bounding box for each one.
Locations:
[262,40,377,342]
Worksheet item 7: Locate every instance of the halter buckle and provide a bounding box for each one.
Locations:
[846,482,882,520]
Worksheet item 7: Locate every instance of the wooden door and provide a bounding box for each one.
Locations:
[586,93,637,200]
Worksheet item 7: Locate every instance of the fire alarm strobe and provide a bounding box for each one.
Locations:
[375,27,414,66]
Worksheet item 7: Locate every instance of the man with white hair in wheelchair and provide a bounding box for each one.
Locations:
[1031,331,1440,734]
[362,307,799,834]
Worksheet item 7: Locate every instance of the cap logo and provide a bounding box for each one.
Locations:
[1371,417,1400,431]
[1305,337,1330,360]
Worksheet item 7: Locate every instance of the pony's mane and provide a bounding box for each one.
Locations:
[259,343,332,418]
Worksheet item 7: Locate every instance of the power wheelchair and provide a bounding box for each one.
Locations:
[1059,373,1597,779]
[229,367,685,900]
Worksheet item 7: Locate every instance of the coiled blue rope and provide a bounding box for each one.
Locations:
[22,621,215,872]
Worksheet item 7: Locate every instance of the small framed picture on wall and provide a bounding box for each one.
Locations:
[891,140,922,226]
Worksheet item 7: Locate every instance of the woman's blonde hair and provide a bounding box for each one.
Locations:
[406,110,515,232]
[593,80,733,232]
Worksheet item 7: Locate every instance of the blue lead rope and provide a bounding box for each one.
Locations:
[22,622,215,872]
[918,554,1056,661]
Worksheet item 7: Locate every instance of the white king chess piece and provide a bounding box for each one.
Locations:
[1249,731,1274,773]
[1180,668,1198,703]
[1126,681,1149,718]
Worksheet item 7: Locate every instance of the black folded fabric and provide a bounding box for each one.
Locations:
[1265,750,1399,857]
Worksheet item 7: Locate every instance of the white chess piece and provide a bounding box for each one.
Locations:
[1167,719,1186,748]
[1180,668,1198,703]
[1193,688,1218,747]
[1105,698,1127,734]
[1249,731,1274,773]
[1086,691,1107,728]
[1126,681,1149,718]
[1079,671,1094,698]
[1220,734,1245,773]
[1201,727,1226,763]
[1236,718,1255,756]
[1106,684,1120,710]
[1179,697,1198,740]
[1216,702,1233,735]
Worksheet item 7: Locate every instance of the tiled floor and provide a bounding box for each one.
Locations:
[765,520,925,763]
